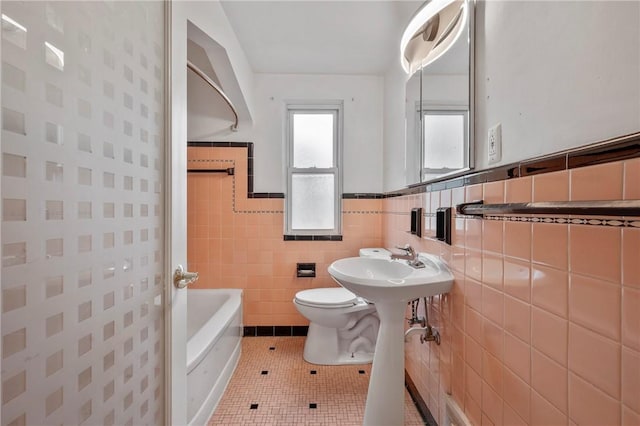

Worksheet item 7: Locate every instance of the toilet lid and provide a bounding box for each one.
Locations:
[295,287,358,308]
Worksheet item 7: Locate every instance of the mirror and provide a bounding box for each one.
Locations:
[403,0,474,185]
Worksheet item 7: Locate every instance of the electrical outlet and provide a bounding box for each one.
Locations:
[488,123,502,164]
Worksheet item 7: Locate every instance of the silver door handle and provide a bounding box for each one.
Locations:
[174,265,199,289]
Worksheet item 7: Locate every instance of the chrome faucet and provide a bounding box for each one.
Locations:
[391,244,415,260]
[391,245,425,269]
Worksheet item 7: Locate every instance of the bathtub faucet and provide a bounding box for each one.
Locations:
[391,245,425,269]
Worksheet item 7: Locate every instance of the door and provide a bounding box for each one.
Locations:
[1,2,167,425]
[166,1,189,424]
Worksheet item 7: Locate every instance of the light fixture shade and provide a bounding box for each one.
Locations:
[400,0,468,75]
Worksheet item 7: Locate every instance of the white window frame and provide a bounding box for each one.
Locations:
[419,105,469,180]
[285,101,343,236]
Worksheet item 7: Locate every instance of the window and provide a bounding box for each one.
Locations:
[421,108,468,181]
[286,103,342,236]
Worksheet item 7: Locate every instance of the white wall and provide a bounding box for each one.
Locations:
[182,56,386,193]
[383,62,409,192]
[182,1,640,193]
[247,73,385,193]
[178,1,256,131]
[187,70,237,140]
[384,0,640,191]
[186,39,238,140]
[476,0,639,168]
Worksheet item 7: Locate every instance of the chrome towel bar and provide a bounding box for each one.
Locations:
[187,167,234,175]
[456,200,640,217]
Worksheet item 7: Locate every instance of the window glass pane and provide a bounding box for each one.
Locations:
[291,174,334,230]
[293,113,334,168]
[423,114,465,168]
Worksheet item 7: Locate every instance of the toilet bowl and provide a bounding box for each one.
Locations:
[293,248,389,365]
[294,287,379,365]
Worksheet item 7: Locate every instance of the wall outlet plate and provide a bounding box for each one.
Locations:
[488,123,502,164]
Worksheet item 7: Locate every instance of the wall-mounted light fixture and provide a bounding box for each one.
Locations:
[400,0,468,75]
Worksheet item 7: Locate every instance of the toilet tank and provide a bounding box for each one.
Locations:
[358,248,392,258]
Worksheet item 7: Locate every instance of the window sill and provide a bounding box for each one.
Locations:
[283,235,343,241]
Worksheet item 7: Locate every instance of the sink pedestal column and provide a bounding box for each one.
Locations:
[363,300,406,426]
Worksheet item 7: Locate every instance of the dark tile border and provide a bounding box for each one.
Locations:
[248,192,285,199]
[243,325,309,337]
[256,326,274,337]
[405,370,438,426]
[187,141,284,199]
[274,326,293,336]
[386,185,428,198]
[188,141,253,149]
[292,326,308,336]
[568,134,640,169]
[283,235,343,241]
[520,156,566,176]
[342,193,385,199]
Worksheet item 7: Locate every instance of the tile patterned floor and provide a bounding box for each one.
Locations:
[208,336,425,426]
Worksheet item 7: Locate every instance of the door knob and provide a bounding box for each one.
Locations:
[173,265,198,289]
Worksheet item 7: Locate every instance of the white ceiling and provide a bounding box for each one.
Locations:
[220,0,423,75]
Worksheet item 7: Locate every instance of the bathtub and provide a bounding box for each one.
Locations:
[187,289,243,426]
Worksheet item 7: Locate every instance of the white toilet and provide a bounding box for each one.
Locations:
[293,248,391,365]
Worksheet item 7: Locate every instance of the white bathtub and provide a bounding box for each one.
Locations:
[187,289,243,426]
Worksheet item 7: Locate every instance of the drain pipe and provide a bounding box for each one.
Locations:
[407,298,425,327]
[404,296,441,345]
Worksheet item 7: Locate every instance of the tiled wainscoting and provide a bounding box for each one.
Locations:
[187,145,383,326]
[188,141,639,426]
[243,325,309,337]
[384,157,640,425]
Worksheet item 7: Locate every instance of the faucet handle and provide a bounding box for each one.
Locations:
[395,244,414,254]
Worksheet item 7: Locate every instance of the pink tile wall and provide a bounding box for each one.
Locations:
[188,145,638,422]
[187,146,383,325]
[384,158,640,425]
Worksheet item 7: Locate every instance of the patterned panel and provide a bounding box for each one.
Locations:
[1,2,164,425]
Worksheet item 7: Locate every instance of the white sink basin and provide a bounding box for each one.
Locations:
[328,254,453,302]
[328,253,454,425]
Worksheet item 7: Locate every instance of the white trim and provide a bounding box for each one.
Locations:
[163,1,174,424]
[419,102,468,111]
[0,13,3,416]
[166,3,189,425]
[468,0,476,172]
[285,102,343,235]
[443,394,472,426]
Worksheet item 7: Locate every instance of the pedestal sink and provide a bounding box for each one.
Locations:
[328,254,453,426]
